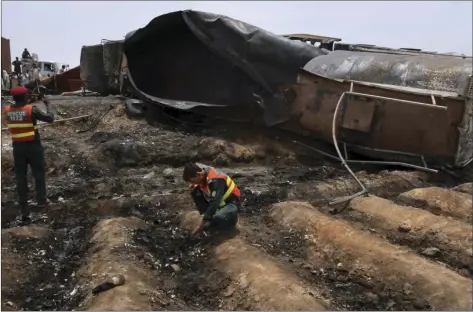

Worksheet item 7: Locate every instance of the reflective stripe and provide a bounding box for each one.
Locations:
[11,131,35,138]
[219,177,236,208]
[7,123,37,129]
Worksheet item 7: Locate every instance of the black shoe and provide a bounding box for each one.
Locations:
[36,200,50,209]
[18,213,31,225]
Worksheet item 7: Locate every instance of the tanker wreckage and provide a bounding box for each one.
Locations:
[79,10,473,175]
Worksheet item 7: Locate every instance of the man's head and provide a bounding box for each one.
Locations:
[183,163,205,185]
[24,48,28,51]
[10,86,28,103]
[62,65,65,69]
[15,57,19,60]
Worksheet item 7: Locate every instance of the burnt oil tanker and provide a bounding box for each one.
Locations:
[79,11,473,169]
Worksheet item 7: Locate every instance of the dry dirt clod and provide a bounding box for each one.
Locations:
[170,264,181,272]
[163,168,173,178]
[398,221,412,233]
[421,247,441,257]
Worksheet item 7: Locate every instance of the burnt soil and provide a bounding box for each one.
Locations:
[1,96,472,311]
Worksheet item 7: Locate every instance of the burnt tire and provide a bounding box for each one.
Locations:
[124,99,145,117]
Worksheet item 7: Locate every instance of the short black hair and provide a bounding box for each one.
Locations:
[13,94,27,102]
[182,163,203,182]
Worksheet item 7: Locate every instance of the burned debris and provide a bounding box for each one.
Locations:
[2,8,472,312]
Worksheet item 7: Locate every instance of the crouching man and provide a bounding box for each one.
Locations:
[182,163,241,236]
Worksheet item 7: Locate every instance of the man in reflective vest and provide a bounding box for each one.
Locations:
[182,162,241,236]
[4,86,55,221]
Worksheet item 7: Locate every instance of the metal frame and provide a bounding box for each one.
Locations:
[297,81,443,206]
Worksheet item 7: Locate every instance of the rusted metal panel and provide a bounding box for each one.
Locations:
[41,66,82,93]
[341,96,375,132]
[1,37,12,74]
[57,66,82,92]
[282,71,473,167]
[80,44,106,94]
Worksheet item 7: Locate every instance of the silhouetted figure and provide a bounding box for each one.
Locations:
[22,48,31,59]
[12,57,22,75]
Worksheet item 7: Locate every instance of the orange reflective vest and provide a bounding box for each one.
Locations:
[4,104,38,142]
[195,167,241,208]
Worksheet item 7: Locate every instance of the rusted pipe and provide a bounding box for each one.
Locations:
[330,84,368,205]
[346,91,447,110]
[292,141,439,174]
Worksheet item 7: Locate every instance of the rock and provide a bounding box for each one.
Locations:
[223,285,235,297]
[143,172,155,180]
[163,168,173,178]
[398,221,411,233]
[91,274,126,295]
[421,247,441,257]
[170,264,181,272]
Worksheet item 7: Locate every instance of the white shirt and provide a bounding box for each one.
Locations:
[31,68,41,80]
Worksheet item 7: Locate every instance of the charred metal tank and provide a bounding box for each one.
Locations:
[80,40,123,95]
[121,10,326,126]
[304,51,472,94]
[281,67,473,168]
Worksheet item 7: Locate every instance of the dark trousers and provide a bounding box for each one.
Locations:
[12,141,47,213]
[190,187,239,230]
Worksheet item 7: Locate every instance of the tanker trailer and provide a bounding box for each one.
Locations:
[304,50,472,95]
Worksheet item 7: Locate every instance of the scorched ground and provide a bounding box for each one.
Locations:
[1,96,472,311]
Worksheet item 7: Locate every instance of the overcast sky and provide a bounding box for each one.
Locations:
[2,1,472,67]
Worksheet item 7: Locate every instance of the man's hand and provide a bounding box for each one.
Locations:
[191,219,205,237]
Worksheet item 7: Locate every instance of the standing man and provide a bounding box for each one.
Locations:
[4,86,55,221]
[182,162,241,236]
[12,57,22,76]
[31,64,41,82]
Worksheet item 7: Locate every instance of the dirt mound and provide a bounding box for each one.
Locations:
[397,187,472,222]
[2,96,471,310]
[270,201,472,310]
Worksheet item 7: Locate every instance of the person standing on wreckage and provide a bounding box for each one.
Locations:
[4,86,55,222]
[182,162,241,236]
